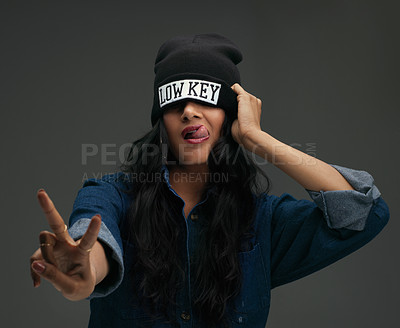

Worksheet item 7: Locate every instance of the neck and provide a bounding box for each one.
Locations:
[168,164,209,200]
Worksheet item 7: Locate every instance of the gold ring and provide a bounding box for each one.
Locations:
[77,243,92,253]
[40,243,52,247]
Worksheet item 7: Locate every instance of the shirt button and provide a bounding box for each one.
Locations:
[190,214,198,221]
[180,312,191,321]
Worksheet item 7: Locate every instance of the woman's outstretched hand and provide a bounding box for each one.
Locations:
[231,83,263,150]
[30,189,102,301]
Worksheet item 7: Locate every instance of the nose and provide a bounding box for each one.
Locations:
[180,101,203,121]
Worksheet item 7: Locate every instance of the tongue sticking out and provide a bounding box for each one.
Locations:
[186,126,209,139]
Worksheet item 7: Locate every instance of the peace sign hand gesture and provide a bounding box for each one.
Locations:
[30,189,102,301]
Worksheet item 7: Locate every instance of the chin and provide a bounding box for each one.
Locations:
[179,159,208,166]
[176,149,209,165]
[178,154,208,165]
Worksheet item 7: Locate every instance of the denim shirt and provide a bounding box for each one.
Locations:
[68,165,389,328]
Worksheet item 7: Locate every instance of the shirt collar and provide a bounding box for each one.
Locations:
[161,164,172,188]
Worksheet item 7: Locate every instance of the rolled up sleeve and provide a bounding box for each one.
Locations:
[68,173,131,299]
[270,165,389,288]
[307,164,382,231]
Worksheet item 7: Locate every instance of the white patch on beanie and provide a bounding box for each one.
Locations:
[158,79,221,108]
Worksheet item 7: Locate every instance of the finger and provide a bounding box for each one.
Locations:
[231,83,246,95]
[39,231,57,265]
[31,260,77,295]
[30,248,43,287]
[232,84,258,102]
[37,189,72,242]
[77,215,101,253]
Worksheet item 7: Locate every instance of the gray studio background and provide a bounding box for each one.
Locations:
[1,0,399,327]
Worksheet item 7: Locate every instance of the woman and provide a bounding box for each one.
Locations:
[30,34,389,328]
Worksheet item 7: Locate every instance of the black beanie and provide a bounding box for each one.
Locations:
[151,33,243,126]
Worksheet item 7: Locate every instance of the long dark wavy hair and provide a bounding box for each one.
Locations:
[120,110,270,327]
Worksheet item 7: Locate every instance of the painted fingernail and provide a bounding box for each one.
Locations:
[37,188,45,193]
[32,262,45,273]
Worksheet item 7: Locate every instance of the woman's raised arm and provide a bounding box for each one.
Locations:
[231,83,355,192]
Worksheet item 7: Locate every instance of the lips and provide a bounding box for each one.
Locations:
[181,125,210,140]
